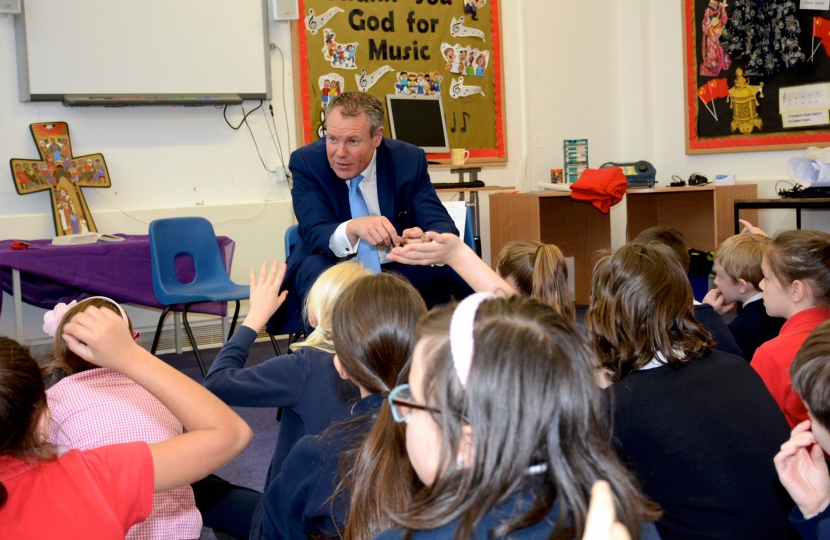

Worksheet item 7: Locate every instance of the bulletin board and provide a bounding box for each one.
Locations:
[295,0,507,163]
[684,0,830,154]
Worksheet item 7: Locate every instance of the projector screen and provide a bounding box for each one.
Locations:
[14,0,271,102]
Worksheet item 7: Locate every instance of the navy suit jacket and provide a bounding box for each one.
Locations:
[284,137,457,285]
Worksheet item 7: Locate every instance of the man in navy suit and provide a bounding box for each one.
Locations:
[272,92,471,333]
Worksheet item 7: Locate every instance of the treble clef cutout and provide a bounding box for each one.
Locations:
[316,110,327,139]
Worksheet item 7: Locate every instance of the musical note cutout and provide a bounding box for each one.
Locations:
[355,66,394,92]
[450,17,485,41]
[317,110,327,139]
[450,112,457,133]
[460,112,470,133]
[450,77,485,99]
[305,7,344,35]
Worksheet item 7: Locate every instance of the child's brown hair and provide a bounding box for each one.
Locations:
[496,240,575,322]
[765,230,830,308]
[714,234,771,289]
[43,298,134,380]
[792,320,830,429]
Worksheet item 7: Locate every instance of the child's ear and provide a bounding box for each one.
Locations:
[789,279,812,305]
[333,354,350,381]
[36,407,51,443]
[736,279,750,294]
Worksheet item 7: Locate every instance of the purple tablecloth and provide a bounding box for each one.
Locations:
[0,234,235,317]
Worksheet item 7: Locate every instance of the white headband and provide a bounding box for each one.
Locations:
[449,292,496,388]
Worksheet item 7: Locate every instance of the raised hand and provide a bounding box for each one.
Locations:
[774,419,830,519]
[702,287,736,315]
[346,216,402,247]
[388,231,462,266]
[62,306,138,370]
[583,481,631,540]
[243,261,288,332]
[739,219,768,237]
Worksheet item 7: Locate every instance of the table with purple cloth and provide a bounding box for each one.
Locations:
[0,234,235,339]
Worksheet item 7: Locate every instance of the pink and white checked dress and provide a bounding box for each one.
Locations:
[47,368,202,540]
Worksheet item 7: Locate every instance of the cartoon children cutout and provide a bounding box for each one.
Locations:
[475,54,487,76]
[444,47,456,71]
[321,29,358,70]
[463,0,486,21]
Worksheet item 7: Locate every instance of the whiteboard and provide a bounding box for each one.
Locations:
[14,0,271,101]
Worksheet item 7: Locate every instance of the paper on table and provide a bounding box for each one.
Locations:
[441,201,468,237]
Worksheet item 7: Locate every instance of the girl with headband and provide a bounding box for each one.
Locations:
[251,273,426,540]
[378,293,660,540]
[0,303,251,539]
[42,296,202,539]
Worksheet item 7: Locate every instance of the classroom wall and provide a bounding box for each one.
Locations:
[3,1,830,341]
[0,15,297,343]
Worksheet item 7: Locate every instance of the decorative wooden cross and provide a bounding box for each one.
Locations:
[10,122,111,237]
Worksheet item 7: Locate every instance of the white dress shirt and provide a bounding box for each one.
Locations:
[329,151,392,263]
[744,292,763,307]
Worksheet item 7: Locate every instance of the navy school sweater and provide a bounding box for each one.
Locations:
[203,326,360,489]
[253,393,384,540]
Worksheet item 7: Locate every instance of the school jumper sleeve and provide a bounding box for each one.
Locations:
[790,504,830,540]
[203,326,309,408]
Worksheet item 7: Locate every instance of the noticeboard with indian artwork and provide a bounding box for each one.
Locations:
[9,122,110,236]
[684,0,830,154]
[297,0,506,163]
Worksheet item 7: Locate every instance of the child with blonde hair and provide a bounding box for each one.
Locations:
[204,261,369,484]
[44,296,202,540]
[703,233,785,361]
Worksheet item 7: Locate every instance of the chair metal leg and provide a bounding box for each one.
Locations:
[269,334,282,356]
[227,300,241,341]
[150,306,173,355]
[182,303,207,377]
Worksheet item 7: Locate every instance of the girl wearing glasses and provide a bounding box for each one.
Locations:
[251,273,426,540]
[381,294,660,540]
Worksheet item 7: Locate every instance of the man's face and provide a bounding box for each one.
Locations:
[325,108,383,180]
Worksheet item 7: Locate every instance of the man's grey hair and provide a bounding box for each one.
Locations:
[325,92,385,137]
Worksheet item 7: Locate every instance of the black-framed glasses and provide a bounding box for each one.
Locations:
[388,383,443,423]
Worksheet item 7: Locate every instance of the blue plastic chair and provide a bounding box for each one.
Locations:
[285,224,299,259]
[148,217,249,376]
[463,205,476,253]
[265,223,303,356]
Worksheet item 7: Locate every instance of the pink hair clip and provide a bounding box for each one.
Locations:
[449,292,496,389]
[43,301,78,337]
[43,296,132,339]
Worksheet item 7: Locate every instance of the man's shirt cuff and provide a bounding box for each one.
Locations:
[330,221,359,257]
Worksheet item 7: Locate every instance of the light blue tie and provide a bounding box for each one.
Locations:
[348,175,381,274]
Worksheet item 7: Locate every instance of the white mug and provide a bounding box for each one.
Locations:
[450,148,470,165]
